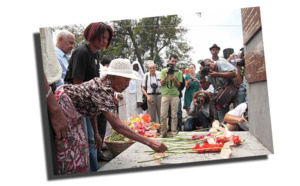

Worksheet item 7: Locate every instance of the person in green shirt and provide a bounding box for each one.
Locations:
[160,54,182,138]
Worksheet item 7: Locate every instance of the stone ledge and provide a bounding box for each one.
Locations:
[98,131,272,172]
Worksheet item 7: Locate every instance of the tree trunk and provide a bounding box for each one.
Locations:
[127,28,144,72]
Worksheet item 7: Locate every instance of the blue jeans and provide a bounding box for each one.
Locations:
[82,117,98,172]
[184,112,209,131]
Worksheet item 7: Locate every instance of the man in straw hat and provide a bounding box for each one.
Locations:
[54,58,168,174]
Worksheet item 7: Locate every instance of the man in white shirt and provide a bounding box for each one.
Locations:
[142,62,162,123]
[55,30,75,87]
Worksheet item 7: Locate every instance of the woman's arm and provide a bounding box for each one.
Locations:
[102,111,168,152]
[90,115,102,150]
[44,74,68,143]
[224,114,248,124]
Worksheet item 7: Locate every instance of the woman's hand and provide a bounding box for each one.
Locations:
[93,132,102,150]
[149,140,168,153]
[48,106,69,143]
[239,116,248,123]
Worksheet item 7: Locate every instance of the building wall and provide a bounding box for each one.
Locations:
[246,29,274,153]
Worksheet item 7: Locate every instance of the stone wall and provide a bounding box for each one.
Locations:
[242,7,274,153]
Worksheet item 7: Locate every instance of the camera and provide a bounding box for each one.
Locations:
[166,64,178,74]
[237,48,245,67]
[200,66,210,76]
[196,98,203,105]
[236,59,245,67]
[151,83,158,94]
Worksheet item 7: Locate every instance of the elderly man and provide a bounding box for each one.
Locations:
[55,30,75,87]
[142,61,162,123]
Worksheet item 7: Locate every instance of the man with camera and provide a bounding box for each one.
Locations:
[184,91,212,131]
[160,54,183,138]
[227,48,247,107]
[142,61,162,123]
[200,58,237,122]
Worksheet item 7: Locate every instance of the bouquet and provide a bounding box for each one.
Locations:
[107,114,160,142]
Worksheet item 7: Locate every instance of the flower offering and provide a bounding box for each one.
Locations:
[108,114,160,142]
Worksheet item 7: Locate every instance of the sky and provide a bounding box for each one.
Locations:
[179,8,243,64]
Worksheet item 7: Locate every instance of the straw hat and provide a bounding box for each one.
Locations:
[146,60,155,66]
[100,58,141,81]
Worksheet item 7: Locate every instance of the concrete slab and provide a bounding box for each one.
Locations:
[98,131,272,172]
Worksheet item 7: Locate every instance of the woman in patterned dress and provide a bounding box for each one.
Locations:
[54,59,168,174]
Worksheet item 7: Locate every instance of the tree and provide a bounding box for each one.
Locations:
[102,15,193,71]
[52,15,193,71]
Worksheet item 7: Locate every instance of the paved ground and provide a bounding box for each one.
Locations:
[97,149,114,169]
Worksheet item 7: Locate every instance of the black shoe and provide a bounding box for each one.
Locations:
[98,151,112,162]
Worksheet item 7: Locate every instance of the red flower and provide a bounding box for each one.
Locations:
[192,143,224,153]
[192,144,201,150]
[232,135,242,144]
[138,128,145,135]
[142,114,151,123]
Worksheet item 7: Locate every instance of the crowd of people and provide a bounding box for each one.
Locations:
[41,21,249,175]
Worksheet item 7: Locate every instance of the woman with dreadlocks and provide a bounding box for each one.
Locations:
[184,91,214,131]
